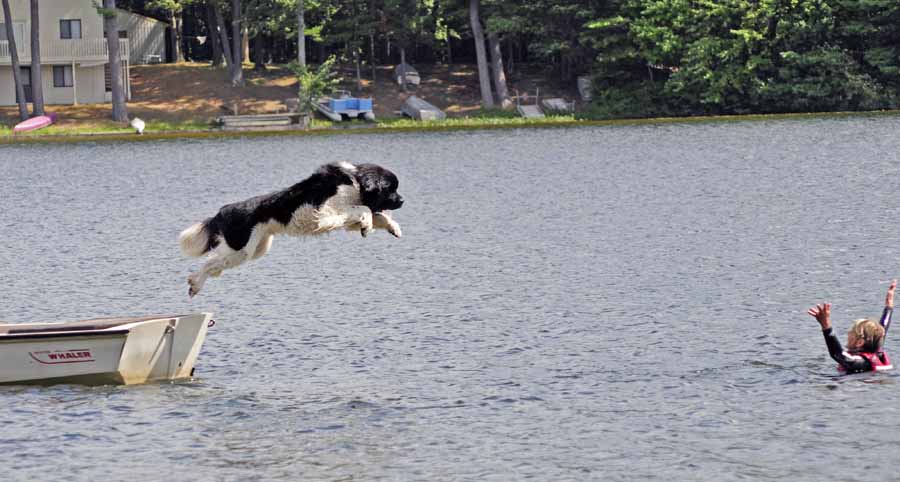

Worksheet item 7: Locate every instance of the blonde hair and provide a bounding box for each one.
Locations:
[848,318,885,352]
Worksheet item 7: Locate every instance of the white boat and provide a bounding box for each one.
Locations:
[0,312,213,385]
[401,96,446,121]
[393,63,420,87]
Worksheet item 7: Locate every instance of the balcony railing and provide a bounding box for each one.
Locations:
[0,38,129,64]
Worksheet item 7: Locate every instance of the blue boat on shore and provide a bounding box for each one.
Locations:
[316,90,376,122]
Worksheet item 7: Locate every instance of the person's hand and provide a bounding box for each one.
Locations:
[808,303,832,330]
[886,280,896,309]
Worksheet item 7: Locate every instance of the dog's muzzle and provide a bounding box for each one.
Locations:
[387,195,404,209]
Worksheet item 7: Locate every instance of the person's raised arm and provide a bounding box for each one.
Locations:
[809,302,871,372]
[808,303,832,331]
[880,279,896,333]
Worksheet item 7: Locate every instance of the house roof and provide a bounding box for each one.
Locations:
[115,8,170,26]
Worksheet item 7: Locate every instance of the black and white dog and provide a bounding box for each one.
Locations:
[179,162,403,297]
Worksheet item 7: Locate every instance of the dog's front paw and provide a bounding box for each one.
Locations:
[373,212,401,238]
[359,211,373,237]
[387,222,402,238]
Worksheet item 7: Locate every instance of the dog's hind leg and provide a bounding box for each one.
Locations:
[187,256,216,298]
[187,246,254,297]
[251,234,274,260]
[187,226,274,297]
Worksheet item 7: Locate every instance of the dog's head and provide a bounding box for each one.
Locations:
[355,163,404,212]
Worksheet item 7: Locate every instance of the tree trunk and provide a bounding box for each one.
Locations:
[229,0,243,86]
[241,26,249,63]
[446,34,453,65]
[29,0,43,115]
[171,11,184,62]
[213,3,236,82]
[367,0,375,81]
[103,0,127,122]
[399,46,407,93]
[296,0,305,67]
[487,33,509,103]
[253,32,265,71]
[207,4,224,66]
[468,0,493,108]
[355,51,362,92]
[369,32,376,82]
[436,0,450,65]
[2,0,28,120]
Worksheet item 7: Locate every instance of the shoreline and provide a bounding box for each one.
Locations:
[2,109,899,145]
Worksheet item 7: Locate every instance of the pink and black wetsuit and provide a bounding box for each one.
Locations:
[823,307,893,373]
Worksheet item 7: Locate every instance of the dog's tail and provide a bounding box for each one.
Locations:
[179,220,212,257]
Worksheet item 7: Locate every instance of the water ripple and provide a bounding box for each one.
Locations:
[2,121,900,480]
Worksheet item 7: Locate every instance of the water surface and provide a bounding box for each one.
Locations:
[2,119,900,481]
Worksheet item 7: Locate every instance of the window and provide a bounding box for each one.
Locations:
[60,19,82,39]
[0,22,25,45]
[53,65,73,87]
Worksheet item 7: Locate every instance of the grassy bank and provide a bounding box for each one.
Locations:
[0,119,212,137]
[1,109,899,145]
[6,62,898,145]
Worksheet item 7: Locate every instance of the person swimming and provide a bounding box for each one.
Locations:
[808,280,895,373]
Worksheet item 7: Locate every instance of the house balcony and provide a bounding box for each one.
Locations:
[0,38,129,65]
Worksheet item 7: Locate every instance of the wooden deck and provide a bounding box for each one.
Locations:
[216,113,306,131]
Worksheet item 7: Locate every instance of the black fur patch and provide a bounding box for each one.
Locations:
[356,163,404,213]
[198,163,401,253]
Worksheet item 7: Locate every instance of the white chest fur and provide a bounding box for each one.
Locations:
[284,183,363,236]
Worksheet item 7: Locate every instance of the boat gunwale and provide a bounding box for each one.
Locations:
[0,314,187,334]
[0,329,131,341]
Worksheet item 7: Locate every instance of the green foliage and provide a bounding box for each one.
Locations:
[578,82,672,120]
[101,0,900,119]
[761,46,896,111]
[286,56,342,115]
[376,113,577,128]
[468,107,520,119]
[92,1,118,18]
[146,0,192,15]
[585,0,900,116]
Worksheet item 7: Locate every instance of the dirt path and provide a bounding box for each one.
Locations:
[0,62,578,128]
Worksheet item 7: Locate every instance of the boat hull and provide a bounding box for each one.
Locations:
[13,113,57,133]
[0,313,212,385]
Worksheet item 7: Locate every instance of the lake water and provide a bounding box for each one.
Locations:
[2,118,900,481]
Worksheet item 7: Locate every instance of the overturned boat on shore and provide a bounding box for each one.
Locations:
[0,312,213,385]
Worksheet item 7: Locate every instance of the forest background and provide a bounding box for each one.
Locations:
[13,0,900,124]
[130,0,900,120]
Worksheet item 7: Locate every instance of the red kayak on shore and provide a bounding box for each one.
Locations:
[13,112,57,133]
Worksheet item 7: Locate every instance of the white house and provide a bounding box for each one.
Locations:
[0,0,130,105]
[115,9,167,65]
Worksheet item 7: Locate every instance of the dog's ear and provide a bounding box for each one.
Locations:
[359,169,385,194]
